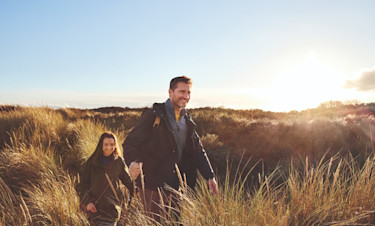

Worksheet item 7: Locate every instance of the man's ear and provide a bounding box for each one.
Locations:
[168,89,172,97]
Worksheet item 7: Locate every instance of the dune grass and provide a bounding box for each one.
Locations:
[1,105,375,225]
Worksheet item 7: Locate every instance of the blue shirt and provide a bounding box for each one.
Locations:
[165,99,188,161]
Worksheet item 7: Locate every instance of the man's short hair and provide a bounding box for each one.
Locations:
[170,76,192,90]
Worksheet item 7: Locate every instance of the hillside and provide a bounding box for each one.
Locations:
[1,103,375,225]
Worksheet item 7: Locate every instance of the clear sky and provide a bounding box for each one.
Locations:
[1,0,375,111]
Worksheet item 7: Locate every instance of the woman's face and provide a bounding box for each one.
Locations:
[102,137,115,157]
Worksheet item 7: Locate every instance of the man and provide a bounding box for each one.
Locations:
[122,76,217,221]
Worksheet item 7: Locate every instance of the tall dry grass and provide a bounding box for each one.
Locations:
[1,104,375,225]
[167,154,375,225]
[0,107,109,224]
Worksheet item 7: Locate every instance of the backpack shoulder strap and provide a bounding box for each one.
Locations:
[151,103,163,128]
[153,116,161,128]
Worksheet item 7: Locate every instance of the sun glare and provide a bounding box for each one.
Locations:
[267,53,346,112]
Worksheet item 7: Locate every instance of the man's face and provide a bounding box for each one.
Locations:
[169,82,191,109]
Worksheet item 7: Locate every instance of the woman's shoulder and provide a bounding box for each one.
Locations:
[114,155,126,165]
[79,157,95,174]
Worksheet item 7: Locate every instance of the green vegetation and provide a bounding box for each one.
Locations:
[0,103,375,225]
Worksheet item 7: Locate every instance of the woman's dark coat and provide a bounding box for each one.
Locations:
[77,154,132,223]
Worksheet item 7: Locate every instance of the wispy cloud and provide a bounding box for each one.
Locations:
[345,67,375,92]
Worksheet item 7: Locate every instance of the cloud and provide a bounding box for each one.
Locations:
[345,67,375,92]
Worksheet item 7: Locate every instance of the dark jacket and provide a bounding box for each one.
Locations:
[77,154,133,223]
[122,103,214,190]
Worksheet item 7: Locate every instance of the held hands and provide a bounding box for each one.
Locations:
[86,202,97,213]
[129,161,143,179]
[208,178,218,195]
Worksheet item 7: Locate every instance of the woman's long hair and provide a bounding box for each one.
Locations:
[88,131,121,162]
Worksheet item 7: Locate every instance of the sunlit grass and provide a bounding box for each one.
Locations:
[1,104,375,225]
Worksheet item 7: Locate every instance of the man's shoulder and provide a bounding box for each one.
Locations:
[140,102,164,111]
[137,102,165,121]
[183,110,196,127]
[151,102,166,116]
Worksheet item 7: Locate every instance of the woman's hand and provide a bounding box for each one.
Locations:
[86,202,97,213]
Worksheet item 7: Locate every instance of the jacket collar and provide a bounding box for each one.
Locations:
[165,98,187,121]
[152,102,196,128]
[92,153,117,168]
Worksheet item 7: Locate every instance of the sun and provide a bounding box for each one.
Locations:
[267,53,346,112]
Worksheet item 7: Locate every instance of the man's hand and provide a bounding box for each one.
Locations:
[86,202,97,213]
[129,161,143,179]
[208,178,218,195]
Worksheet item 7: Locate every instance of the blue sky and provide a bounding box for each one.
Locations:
[1,1,375,111]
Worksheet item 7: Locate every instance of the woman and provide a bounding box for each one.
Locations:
[77,132,133,226]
